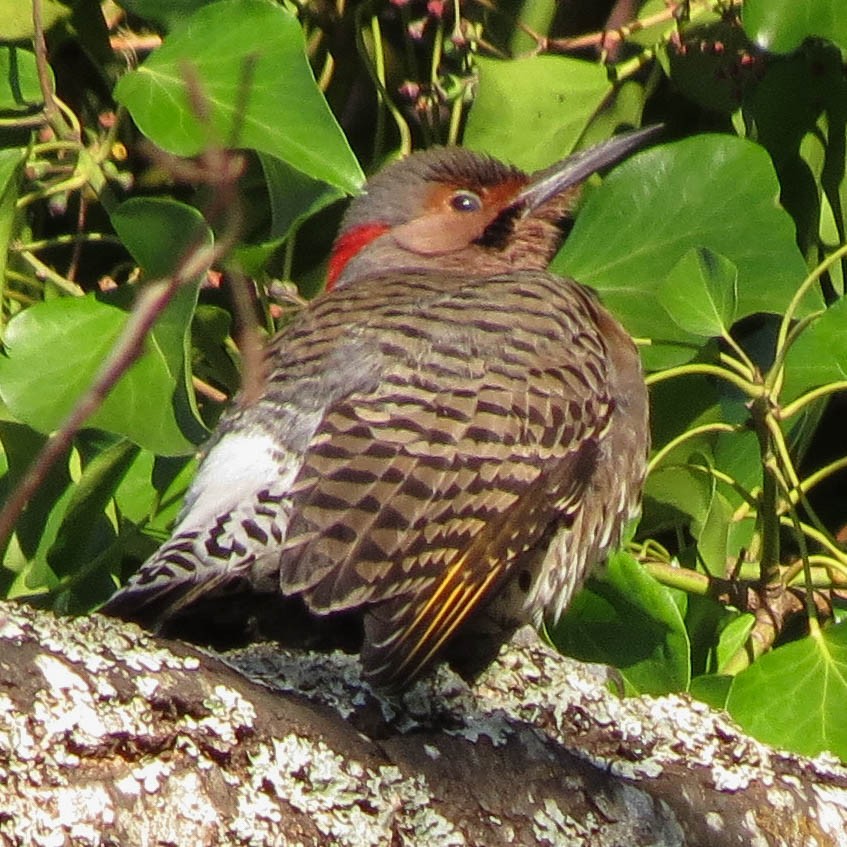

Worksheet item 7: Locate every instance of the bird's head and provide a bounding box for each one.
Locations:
[327,126,660,289]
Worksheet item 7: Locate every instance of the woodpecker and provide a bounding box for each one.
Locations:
[103,128,655,690]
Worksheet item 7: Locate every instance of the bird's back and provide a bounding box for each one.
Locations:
[103,268,647,688]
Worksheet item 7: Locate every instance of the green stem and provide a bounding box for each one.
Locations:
[766,413,835,550]
[29,140,83,156]
[645,362,762,398]
[647,421,738,475]
[282,229,296,283]
[719,339,756,380]
[766,413,801,490]
[748,397,781,585]
[317,52,335,93]
[631,537,671,563]
[798,455,847,498]
[641,561,711,595]
[447,88,465,146]
[779,515,847,567]
[96,105,127,165]
[364,13,411,159]
[780,380,847,421]
[768,240,847,393]
[685,462,759,508]
[783,556,847,586]
[16,171,89,209]
[15,232,120,252]
[17,249,84,295]
[430,19,444,90]
[779,479,818,626]
[0,114,47,128]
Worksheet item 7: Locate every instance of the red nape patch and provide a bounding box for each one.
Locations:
[326,223,390,290]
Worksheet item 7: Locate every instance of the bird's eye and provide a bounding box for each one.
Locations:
[450,191,482,213]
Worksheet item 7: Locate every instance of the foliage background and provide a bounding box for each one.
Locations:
[1,0,846,761]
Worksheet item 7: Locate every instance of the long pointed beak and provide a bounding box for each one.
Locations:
[515,125,663,216]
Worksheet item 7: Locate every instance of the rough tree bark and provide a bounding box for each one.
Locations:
[1,602,845,846]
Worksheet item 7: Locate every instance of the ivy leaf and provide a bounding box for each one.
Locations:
[716,613,756,672]
[464,55,612,172]
[555,135,814,370]
[0,199,212,455]
[743,0,847,53]
[658,247,738,338]
[727,624,847,759]
[551,550,691,696]
[0,0,74,40]
[114,0,363,193]
[0,147,25,292]
[782,295,847,403]
[0,47,42,110]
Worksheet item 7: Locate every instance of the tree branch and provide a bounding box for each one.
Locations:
[1,603,845,846]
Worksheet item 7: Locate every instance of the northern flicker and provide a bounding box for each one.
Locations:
[102,128,655,690]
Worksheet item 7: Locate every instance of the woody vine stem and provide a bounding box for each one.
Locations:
[643,241,847,671]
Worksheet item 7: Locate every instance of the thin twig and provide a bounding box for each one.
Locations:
[66,195,87,283]
[0,203,242,554]
[17,249,84,295]
[192,376,228,404]
[0,65,249,557]
[31,0,78,141]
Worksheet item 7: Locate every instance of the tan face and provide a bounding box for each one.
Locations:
[389,177,528,256]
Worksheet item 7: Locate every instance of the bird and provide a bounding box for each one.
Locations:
[102,128,655,691]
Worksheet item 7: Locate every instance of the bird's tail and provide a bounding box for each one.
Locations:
[99,529,267,637]
[101,533,368,653]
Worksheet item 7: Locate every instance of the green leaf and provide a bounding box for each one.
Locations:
[0,0,73,41]
[0,198,212,456]
[691,479,733,577]
[464,55,612,172]
[191,304,240,398]
[713,428,762,507]
[0,286,205,455]
[578,80,648,148]
[231,155,345,275]
[648,372,723,461]
[114,450,195,537]
[0,47,42,110]
[554,135,814,370]
[0,422,70,597]
[658,20,751,116]
[111,196,210,278]
[689,674,732,710]
[47,438,139,582]
[716,613,755,672]
[507,0,557,54]
[644,465,713,534]
[551,550,691,695]
[727,624,847,759]
[261,154,345,243]
[114,0,363,194]
[743,0,847,54]
[116,0,218,30]
[0,147,25,298]
[630,0,687,48]
[658,248,738,338]
[738,45,847,269]
[782,295,847,403]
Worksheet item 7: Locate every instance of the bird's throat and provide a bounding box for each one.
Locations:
[327,223,390,290]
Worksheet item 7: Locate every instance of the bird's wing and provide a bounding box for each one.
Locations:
[102,269,615,682]
[275,270,615,685]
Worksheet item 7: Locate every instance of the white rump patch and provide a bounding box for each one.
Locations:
[176,432,300,534]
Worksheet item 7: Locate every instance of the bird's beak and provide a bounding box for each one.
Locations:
[515,125,663,216]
